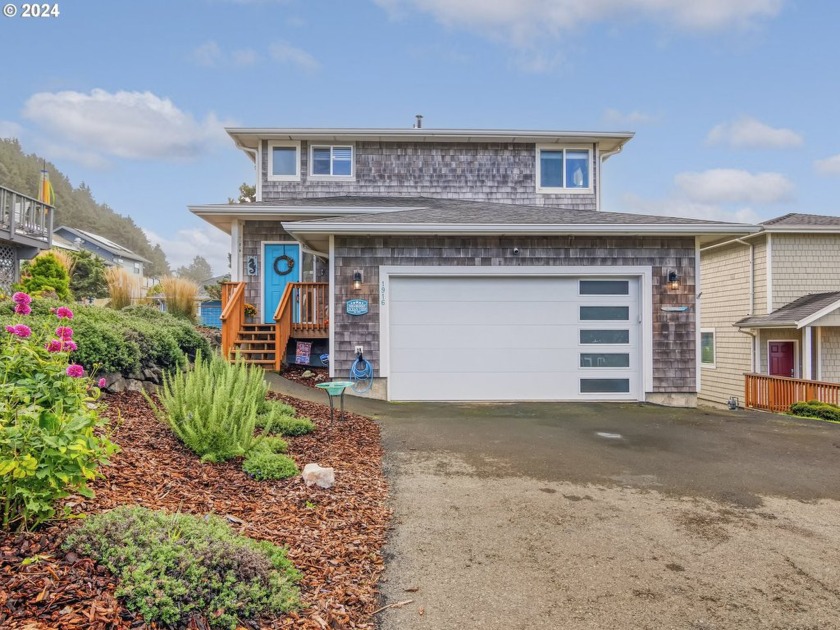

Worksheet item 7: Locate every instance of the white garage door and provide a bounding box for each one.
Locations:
[387,275,641,401]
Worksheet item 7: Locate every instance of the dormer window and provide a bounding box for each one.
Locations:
[310,145,354,178]
[268,141,301,181]
[536,146,592,193]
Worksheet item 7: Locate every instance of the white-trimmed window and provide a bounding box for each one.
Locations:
[268,141,300,181]
[310,144,354,178]
[536,145,592,192]
[701,329,716,367]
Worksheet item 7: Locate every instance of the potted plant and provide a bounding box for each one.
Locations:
[244,302,257,322]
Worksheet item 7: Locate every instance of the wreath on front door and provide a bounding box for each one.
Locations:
[273,254,295,276]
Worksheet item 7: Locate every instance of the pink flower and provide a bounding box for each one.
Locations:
[12,292,31,305]
[63,340,78,352]
[66,364,84,378]
[12,324,31,338]
[14,303,32,315]
[45,339,63,352]
[98,378,107,388]
[55,326,74,341]
[55,306,74,320]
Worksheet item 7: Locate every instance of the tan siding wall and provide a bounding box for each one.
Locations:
[820,328,840,382]
[771,234,840,308]
[699,243,753,405]
[753,237,768,315]
[813,312,840,327]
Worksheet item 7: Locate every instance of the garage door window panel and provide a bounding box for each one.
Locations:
[580,329,630,344]
[580,306,629,321]
[580,378,631,393]
[580,353,631,368]
[579,280,629,295]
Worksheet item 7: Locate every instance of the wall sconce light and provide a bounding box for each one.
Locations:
[353,270,363,290]
[667,270,680,291]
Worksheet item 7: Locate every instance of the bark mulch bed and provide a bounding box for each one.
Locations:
[281,365,329,389]
[0,391,390,629]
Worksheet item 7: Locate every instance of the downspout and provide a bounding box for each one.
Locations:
[598,145,623,213]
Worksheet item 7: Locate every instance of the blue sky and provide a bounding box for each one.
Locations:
[1,0,839,274]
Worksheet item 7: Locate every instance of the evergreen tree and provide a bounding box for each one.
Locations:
[17,252,71,300]
[175,256,214,283]
[69,250,109,301]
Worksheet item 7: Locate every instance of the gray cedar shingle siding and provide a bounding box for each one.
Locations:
[334,235,697,394]
[261,141,598,210]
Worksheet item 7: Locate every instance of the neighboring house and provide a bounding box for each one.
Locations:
[0,183,53,292]
[699,213,840,408]
[190,126,756,405]
[197,274,231,328]
[53,226,151,286]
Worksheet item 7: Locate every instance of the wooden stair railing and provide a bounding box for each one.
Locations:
[220,282,246,359]
[273,282,329,370]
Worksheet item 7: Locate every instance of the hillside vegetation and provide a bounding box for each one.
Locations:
[0,138,169,276]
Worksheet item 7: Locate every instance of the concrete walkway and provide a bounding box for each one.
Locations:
[266,375,840,629]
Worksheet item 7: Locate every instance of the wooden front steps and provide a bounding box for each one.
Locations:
[233,324,277,367]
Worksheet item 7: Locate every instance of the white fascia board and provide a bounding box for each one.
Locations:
[284,222,758,237]
[226,128,635,152]
[762,226,840,234]
[796,298,840,328]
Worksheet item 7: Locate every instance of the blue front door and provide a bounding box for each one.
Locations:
[263,243,300,323]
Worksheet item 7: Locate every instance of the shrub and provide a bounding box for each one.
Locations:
[242,451,299,481]
[63,506,300,629]
[251,435,289,455]
[147,351,271,462]
[789,400,840,423]
[106,267,141,310]
[69,249,109,301]
[272,416,316,437]
[0,293,117,531]
[159,276,198,322]
[16,252,71,300]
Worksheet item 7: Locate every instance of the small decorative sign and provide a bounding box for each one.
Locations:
[346,299,369,316]
[246,256,258,276]
[660,305,689,312]
[295,341,312,365]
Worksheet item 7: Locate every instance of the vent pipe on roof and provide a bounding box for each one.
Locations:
[414,114,423,129]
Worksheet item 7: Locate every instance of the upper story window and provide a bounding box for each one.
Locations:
[310,145,354,178]
[268,141,301,181]
[536,145,592,193]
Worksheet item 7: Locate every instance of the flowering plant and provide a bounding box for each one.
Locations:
[1,293,117,531]
[244,303,257,317]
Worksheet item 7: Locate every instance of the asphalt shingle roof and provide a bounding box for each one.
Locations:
[735,292,840,328]
[761,213,840,226]
[276,196,733,226]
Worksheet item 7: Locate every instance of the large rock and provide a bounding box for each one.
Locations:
[302,463,335,489]
[104,373,127,393]
[125,379,145,392]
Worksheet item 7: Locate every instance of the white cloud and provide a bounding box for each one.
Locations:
[375,0,783,44]
[22,89,231,163]
[268,41,320,72]
[621,192,760,224]
[0,120,23,139]
[191,41,260,67]
[511,50,565,73]
[144,226,230,277]
[706,116,803,149]
[814,154,840,176]
[603,108,658,126]
[675,168,794,204]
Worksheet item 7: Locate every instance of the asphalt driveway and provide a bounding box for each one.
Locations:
[266,376,840,629]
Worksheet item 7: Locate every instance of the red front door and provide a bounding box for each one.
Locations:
[769,342,795,377]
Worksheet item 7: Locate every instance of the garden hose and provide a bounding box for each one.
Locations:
[349,352,373,394]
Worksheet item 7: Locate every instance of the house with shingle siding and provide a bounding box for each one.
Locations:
[699,213,840,407]
[190,126,755,405]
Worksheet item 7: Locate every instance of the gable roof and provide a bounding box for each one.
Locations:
[761,213,840,227]
[735,292,840,329]
[55,226,151,263]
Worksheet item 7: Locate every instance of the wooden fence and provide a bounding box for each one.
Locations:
[744,373,840,412]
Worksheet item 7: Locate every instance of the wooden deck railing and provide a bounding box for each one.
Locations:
[220,282,246,358]
[744,373,840,412]
[273,282,329,370]
[0,184,53,243]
